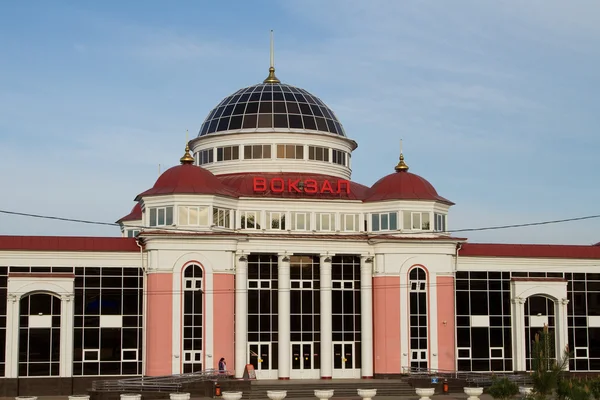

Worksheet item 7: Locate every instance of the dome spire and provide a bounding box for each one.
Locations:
[180,130,194,165]
[395,139,409,172]
[263,30,281,84]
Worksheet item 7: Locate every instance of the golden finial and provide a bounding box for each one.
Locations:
[395,139,409,172]
[180,130,194,165]
[263,30,281,84]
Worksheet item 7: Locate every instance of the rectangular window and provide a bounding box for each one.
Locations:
[83,349,100,362]
[244,144,272,159]
[149,207,173,227]
[371,212,398,231]
[267,211,286,230]
[276,144,304,159]
[241,211,261,229]
[341,213,359,232]
[457,348,471,359]
[490,347,504,359]
[332,149,347,166]
[292,212,310,231]
[216,145,240,161]
[122,349,138,361]
[178,206,209,226]
[403,211,431,230]
[434,213,446,232]
[315,213,334,231]
[197,149,214,165]
[126,230,140,238]
[213,207,231,228]
[308,146,330,162]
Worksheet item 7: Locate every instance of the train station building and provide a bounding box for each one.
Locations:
[1,62,599,394]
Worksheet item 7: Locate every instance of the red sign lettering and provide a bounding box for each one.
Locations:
[252,177,352,195]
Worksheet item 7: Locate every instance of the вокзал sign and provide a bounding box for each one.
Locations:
[253,177,351,195]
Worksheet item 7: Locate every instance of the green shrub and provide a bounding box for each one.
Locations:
[487,377,519,400]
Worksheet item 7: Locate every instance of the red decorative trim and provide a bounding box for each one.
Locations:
[278,377,290,380]
[362,376,374,379]
[321,376,332,380]
[0,236,139,252]
[511,277,567,282]
[8,273,75,278]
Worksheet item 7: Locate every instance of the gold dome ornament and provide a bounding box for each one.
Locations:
[180,142,195,165]
[263,30,281,84]
[394,139,409,172]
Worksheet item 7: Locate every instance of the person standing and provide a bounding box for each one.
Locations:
[218,357,226,373]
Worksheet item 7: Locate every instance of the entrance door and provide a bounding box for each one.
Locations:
[410,349,428,369]
[248,343,276,379]
[290,342,319,378]
[333,342,360,378]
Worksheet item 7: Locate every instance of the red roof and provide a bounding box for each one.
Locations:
[136,164,237,200]
[117,203,142,223]
[0,236,140,252]
[365,171,453,204]
[460,243,600,259]
[217,172,370,200]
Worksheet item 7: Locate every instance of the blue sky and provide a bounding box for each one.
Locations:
[0,0,598,244]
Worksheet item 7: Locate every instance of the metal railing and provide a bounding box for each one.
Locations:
[92,369,233,392]
[402,366,533,387]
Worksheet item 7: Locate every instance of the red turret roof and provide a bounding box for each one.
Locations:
[365,171,453,204]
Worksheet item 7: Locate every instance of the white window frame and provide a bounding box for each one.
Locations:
[434,213,446,232]
[179,206,208,226]
[316,213,334,231]
[213,207,231,228]
[341,213,359,232]
[277,144,304,159]
[184,278,202,291]
[83,349,100,362]
[216,145,240,161]
[244,144,272,160]
[410,281,426,292]
[183,350,203,363]
[291,280,313,290]
[198,148,214,165]
[332,280,355,290]
[241,211,261,230]
[403,211,431,231]
[308,145,330,162]
[267,211,286,230]
[574,347,588,359]
[457,347,471,359]
[248,279,271,289]
[371,212,398,232]
[490,347,504,359]
[149,206,173,227]
[293,212,310,231]
[122,349,139,361]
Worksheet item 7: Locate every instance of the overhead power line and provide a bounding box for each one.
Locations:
[0,208,599,235]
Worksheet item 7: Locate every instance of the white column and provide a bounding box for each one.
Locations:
[360,256,374,378]
[234,255,248,378]
[320,255,333,379]
[60,294,75,377]
[557,298,570,370]
[5,294,19,378]
[511,297,526,371]
[278,254,291,379]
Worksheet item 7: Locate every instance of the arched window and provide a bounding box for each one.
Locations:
[19,293,61,376]
[525,295,556,371]
[182,264,204,372]
[409,267,428,370]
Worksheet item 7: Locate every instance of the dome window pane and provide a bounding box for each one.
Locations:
[229,115,243,130]
[239,93,251,102]
[299,103,312,114]
[310,104,324,117]
[295,93,307,102]
[208,119,218,133]
[222,104,235,117]
[233,103,246,115]
[258,114,273,128]
[259,102,273,113]
[249,92,261,102]
[217,118,230,132]
[261,91,273,101]
[273,102,287,114]
[284,92,296,101]
[245,102,259,114]
[315,117,328,132]
[214,106,226,118]
[303,116,317,131]
[200,123,209,136]
[286,102,301,114]
[288,114,303,129]
[274,114,288,128]
[273,92,284,101]
[242,114,257,129]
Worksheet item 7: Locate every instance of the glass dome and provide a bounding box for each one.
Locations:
[198,83,346,137]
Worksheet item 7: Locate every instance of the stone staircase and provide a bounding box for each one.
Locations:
[245,379,415,399]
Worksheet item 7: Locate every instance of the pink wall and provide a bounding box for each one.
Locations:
[436,276,456,371]
[373,276,401,374]
[213,274,235,370]
[146,273,173,376]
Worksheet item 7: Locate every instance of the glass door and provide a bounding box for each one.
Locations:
[248,342,274,379]
[290,342,318,378]
[333,342,360,378]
